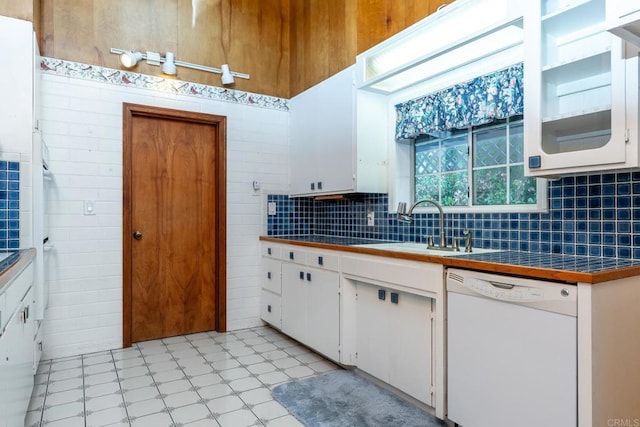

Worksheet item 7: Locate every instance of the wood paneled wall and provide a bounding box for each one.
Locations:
[288,0,454,95]
[40,0,290,98]
[0,0,42,44]
[30,0,454,98]
[356,0,454,54]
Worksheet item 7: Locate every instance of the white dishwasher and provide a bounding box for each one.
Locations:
[446,268,577,427]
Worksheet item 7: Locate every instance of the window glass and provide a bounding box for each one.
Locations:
[413,117,537,209]
[415,132,468,206]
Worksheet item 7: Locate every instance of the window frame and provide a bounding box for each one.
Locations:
[411,116,540,211]
[386,52,547,215]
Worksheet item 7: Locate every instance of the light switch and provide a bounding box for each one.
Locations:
[84,200,96,215]
[367,208,375,226]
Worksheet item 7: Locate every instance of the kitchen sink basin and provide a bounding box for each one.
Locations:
[354,242,500,257]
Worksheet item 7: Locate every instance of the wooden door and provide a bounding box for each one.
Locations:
[123,104,226,346]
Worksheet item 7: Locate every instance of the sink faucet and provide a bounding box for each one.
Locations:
[462,229,472,253]
[397,199,447,248]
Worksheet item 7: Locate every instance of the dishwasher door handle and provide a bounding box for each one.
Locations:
[489,281,515,290]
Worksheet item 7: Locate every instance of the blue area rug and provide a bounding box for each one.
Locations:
[272,370,445,427]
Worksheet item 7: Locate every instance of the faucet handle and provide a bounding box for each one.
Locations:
[397,202,407,214]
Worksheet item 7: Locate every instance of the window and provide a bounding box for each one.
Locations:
[414,116,540,209]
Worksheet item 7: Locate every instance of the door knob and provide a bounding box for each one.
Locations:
[133,230,143,240]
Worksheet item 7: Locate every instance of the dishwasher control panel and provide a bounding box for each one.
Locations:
[468,278,544,302]
[447,269,577,316]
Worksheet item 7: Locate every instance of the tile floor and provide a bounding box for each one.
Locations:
[25,325,340,426]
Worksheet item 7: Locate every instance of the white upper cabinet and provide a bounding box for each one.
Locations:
[0,16,36,154]
[606,0,640,47]
[289,66,387,197]
[524,0,640,176]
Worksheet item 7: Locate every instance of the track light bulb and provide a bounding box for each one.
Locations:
[120,51,143,68]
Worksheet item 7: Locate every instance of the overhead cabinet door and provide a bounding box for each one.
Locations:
[289,67,357,196]
[524,0,633,176]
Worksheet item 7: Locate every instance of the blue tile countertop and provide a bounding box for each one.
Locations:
[272,234,394,246]
[260,235,640,284]
[452,251,640,274]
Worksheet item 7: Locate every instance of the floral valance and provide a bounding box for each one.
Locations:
[394,62,524,140]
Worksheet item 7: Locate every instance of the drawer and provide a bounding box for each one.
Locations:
[261,258,281,294]
[3,263,34,330]
[283,247,306,264]
[306,250,340,271]
[342,255,443,294]
[260,290,281,330]
[262,244,282,259]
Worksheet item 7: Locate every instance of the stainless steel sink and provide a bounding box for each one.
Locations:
[354,242,500,257]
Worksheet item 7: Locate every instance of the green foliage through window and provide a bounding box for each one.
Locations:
[414,117,537,208]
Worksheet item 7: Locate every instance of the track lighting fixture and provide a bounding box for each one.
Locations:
[162,52,177,75]
[220,64,234,85]
[120,51,143,68]
[110,48,250,85]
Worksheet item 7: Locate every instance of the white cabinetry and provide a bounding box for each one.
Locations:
[341,254,445,416]
[260,244,282,329]
[0,261,35,427]
[0,15,36,154]
[356,283,433,405]
[606,0,640,47]
[280,247,340,361]
[289,66,387,197]
[260,243,340,362]
[524,0,640,176]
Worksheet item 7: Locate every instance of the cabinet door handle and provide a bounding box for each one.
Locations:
[289,251,294,260]
[318,256,323,266]
[299,271,305,280]
[306,272,312,282]
[317,181,323,190]
[267,272,272,280]
[390,293,399,304]
[267,247,272,255]
[267,304,272,313]
[378,289,386,301]
[310,182,315,190]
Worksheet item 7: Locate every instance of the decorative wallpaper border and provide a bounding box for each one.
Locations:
[40,57,289,111]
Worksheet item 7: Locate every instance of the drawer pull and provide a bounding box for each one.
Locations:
[267,247,272,255]
[317,181,323,190]
[390,293,399,304]
[267,272,272,280]
[267,304,272,313]
[378,289,386,301]
[318,256,323,266]
[306,272,312,282]
[299,271,304,280]
[290,251,294,260]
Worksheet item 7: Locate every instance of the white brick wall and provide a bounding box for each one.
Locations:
[40,73,289,359]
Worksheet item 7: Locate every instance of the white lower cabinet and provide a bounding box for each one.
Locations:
[281,261,340,362]
[0,282,35,427]
[260,245,283,330]
[260,243,445,418]
[261,243,340,362]
[356,283,433,405]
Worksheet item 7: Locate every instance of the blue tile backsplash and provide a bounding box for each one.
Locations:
[0,161,20,250]
[268,171,640,260]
